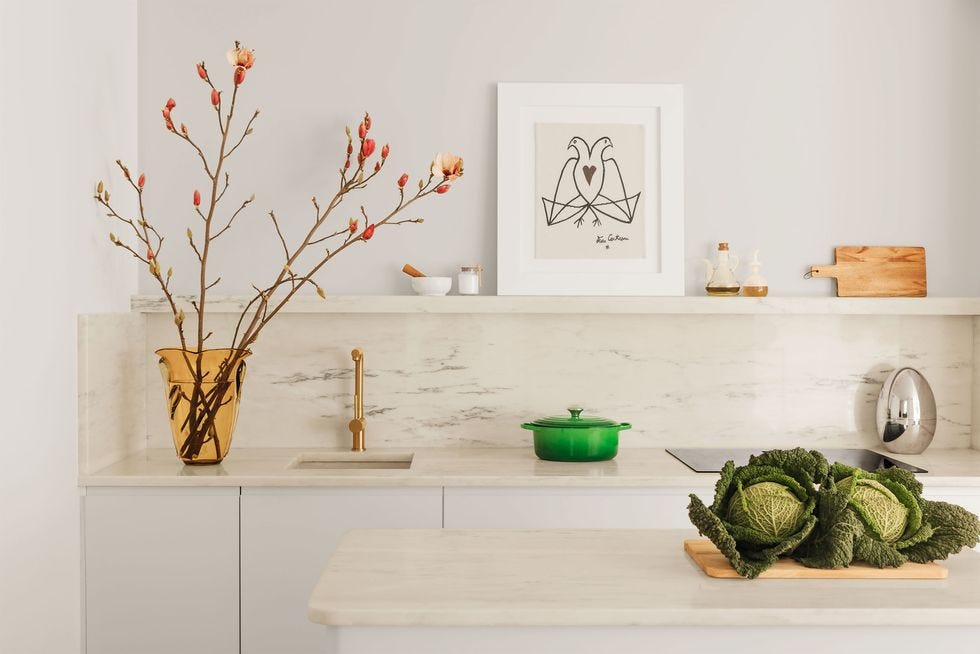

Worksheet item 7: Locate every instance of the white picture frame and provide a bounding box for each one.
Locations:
[497,83,684,296]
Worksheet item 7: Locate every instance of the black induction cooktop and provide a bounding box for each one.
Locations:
[665,448,926,474]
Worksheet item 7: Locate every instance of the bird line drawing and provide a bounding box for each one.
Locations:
[540,136,641,228]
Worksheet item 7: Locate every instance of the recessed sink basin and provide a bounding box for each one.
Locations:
[288,452,414,471]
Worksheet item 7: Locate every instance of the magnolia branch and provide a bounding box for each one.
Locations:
[95,44,462,463]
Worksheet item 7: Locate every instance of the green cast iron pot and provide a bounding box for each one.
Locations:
[522,406,632,462]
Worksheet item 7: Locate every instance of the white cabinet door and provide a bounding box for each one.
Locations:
[444,487,702,528]
[240,487,443,654]
[83,487,240,654]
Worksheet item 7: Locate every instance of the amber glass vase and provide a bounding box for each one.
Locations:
[156,348,250,465]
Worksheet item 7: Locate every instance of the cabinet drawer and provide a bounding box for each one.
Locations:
[444,487,701,529]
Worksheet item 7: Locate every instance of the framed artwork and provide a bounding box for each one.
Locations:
[497,83,684,295]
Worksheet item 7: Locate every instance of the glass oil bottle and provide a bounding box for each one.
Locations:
[704,243,741,296]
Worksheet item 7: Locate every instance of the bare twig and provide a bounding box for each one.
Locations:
[225,110,260,159]
[213,194,254,239]
[216,173,231,204]
[267,211,290,260]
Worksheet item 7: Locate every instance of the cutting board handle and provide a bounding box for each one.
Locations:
[809,264,839,279]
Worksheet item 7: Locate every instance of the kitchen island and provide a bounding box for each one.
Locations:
[308,528,980,654]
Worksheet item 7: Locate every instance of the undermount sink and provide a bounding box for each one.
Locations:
[288,452,414,471]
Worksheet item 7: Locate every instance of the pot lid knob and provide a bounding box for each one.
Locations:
[567,406,583,419]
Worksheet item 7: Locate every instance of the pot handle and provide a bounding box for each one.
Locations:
[520,423,535,430]
[618,422,632,431]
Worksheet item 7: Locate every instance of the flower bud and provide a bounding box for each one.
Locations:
[193,190,201,206]
[166,267,173,278]
[363,224,375,240]
[381,144,389,159]
[211,89,220,106]
[137,173,145,189]
[345,160,351,170]
[175,309,185,326]
[165,98,176,110]
[233,66,246,86]
[104,190,111,202]
[358,122,367,139]
[435,184,451,194]
[147,248,154,260]
[345,125,351,139]
[316,286,326,299]
[97,181,104,194]
[186,228,193,240]
[364,114,372,130]
[374,162,381,173]
[346,143,353,156]
[397,173,409,188]
[180,123,188,136]
[197,63,207,80]
[348,218,358,233]
[361,139,376,158]
[108,233,117,244]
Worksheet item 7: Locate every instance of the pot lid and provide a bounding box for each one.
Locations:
[527,406,620,428]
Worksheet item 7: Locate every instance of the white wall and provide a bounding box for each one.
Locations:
[0,2,136,652]
[136,0,980,297]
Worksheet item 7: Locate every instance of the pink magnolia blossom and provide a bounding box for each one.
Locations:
[431,153,464,181]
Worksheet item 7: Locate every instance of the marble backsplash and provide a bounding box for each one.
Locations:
[79,313,146,473]
[128,312,975,452]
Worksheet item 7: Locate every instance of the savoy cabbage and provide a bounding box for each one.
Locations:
[795,463,977,569]
[689,451,980,577]
[687,448,826,578]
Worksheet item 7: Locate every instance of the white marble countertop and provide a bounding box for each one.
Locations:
[308,528,980,627]
[81,446,980,488]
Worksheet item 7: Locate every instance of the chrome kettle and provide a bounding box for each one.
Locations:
[876,367,936,454]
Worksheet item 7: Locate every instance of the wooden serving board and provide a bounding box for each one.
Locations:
[684,539,947,579]
[809,246,926,297]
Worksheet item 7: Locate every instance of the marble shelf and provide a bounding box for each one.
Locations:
[130,294,980,316]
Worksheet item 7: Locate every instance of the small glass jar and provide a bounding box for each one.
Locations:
[457,265,483,295]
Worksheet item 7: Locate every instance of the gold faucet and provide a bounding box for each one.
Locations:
[348,348,365,451]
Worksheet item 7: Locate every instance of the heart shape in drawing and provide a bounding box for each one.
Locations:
[582,165,596,185]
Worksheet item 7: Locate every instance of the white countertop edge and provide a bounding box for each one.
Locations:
[307,607,980,628]
[79,447,980,489]
[77,473,980,489]
[77,474,717,488]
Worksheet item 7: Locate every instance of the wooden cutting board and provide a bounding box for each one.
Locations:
[684,539,947,579]
[809,246,926,297]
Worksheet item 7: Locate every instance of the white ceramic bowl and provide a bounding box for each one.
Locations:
[411,276,452,296]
